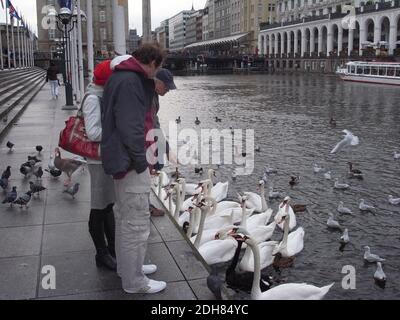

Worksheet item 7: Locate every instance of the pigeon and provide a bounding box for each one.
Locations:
[194,167,203,175]
[331,130,359,154]
[27,156,41,166]
[340,229,350,244]
[255,145,261,152]
[364,246,385,263]
[394,151,400,160]
[29,182,46,197]
[327,213,342,230]
[359,199,375,213]
[63,183,80,199]
[195,117,201,125]
[6,141,14,151]
[2,187,17,207]
[215,117,222,123]
[334,179,350,190]
[388,195,400,206]
[33,167,44,180]
[338,201,352,214]
[13,191,32,209]
[374,262,386,282]
[324,171,332,180]
[54,148,83,186]
[229,126,234,135]
[20,164,33,177]
[45,168,62,178]
[1,166,11,180]
[36,145,43,153]
[313,164,323,173]
[0,177,8,191]
[175,116,181,124]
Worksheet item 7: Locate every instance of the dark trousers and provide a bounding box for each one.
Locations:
[88,203,116,256]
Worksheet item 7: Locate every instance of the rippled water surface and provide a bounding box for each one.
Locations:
[157,73,400,300]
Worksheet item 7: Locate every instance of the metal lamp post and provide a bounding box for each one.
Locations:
[55,7,75,109]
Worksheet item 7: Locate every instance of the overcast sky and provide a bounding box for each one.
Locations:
[0,0,207,35]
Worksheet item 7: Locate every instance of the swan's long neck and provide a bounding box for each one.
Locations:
[158,174,163,198]
[179,179,186,205]
[194,198,217,249]
[208,170,214,186]
[260,184,268,211]
[227,240,243,274]
[174,184,181,221]
[247,238,262,299]
[240,202,248,229]
[187,208,195,237]
[280,206,291,250]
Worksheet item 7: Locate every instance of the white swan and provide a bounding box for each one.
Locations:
[178,178,201,196]
[206,169,229,202]
[274,197,297,231]
[273,208,304,258]
[239,241,278,272]
[236,234,333,300]
[244,180,269,213]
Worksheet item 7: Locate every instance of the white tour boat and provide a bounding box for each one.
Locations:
[340,61,400,86]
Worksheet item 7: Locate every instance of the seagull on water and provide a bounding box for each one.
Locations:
[324,171,332,180]
[374,262,386,283]
[340,229,350,244]
[388,195,400,206]
[331,130,359,154]
[338,202,352,215]
[313,164,323,173]
[394,151,400,160]
[334,178,350,190]
[327,213,342,230]
[359,199,376,213]
[364,246,385,263]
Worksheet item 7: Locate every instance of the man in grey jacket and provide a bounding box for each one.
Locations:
[101,44,166,294]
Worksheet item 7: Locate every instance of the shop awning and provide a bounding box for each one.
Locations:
[185,33,249,49]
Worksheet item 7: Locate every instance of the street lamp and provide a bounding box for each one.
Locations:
[49,6,75,108]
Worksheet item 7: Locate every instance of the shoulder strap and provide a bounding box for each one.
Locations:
[77,94,92,117]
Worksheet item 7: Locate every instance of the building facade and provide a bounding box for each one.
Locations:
[155,19,169,50]
[215,0,232,38]
[258,0,400,60]
[168,10,195,51]
[128,29,141,53]
[36,0,129,58]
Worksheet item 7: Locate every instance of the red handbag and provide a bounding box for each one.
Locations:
[58,95,101,160]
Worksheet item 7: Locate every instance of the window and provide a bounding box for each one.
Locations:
[396,68,400,77]
[49,29,55,40]
[379,68,386,76]
[357,66,363,74]
[99,11,106,22]
[100,28,107,41]
[351,66,356,73]
[387,68,395,77]
[363,67,370,75]
[371,67,378,75]
[99,0,106,5]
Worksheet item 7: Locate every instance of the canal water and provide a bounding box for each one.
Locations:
[157,73,400,300]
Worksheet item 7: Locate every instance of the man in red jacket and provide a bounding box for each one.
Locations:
[101,44,167,294]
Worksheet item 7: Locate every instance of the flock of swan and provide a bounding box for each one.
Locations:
[151,169,333,300]
[148,128,398,299]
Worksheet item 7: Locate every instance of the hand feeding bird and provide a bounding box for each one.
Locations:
[63,183,80,199]
[29,182,46,197]
[2,186,17,207]
[13,191,32,209]
[54,148,84,186]
[331,130,359,154]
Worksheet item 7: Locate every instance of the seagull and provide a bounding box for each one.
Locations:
[324,171,332,180]
[265,165,278,175]
[359,199,375,213]
[313,164,323,173]
[268,183,282,199]
[364,246,385,263]
[388,195,400,206]
[340,229,350,244]
[374,262,386,282]
[394,151,400,160]
[327,213,342,230]
[334,179,350,190]
[338,201,352,214]
[331,130,359,154]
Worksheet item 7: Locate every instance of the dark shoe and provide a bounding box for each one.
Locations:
[150,205,165,217]
[96,249,117,271]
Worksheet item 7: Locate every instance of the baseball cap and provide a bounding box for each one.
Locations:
[156,68,177,90]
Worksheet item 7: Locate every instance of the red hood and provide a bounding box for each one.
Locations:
[112,56,148,77]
